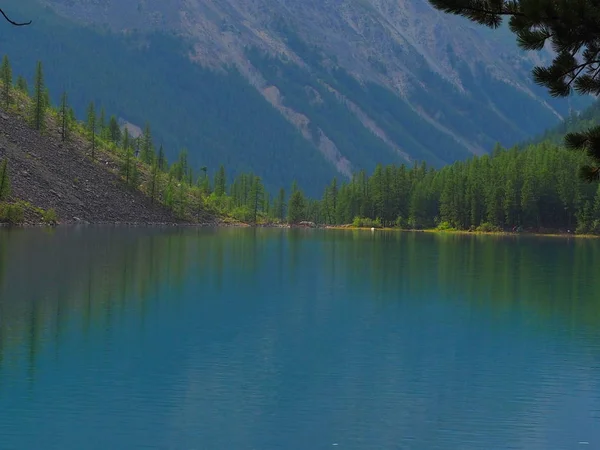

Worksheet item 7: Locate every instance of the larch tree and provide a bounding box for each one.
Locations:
[1,55,12,110]
[429,0,600,181]
[30,61,46,131]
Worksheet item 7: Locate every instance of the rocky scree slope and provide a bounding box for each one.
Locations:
[0,109,184,225]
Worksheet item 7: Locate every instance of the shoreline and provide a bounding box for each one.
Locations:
[324,225,600,239]
[2,221,599,239]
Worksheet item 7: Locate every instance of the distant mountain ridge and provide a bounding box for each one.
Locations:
[3,0,590,193]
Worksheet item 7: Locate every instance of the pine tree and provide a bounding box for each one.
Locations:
[0,159,10,201]
[30,61,46,131]
[1,55,12,109]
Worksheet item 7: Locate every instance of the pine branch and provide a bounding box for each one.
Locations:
[0,8,32,26]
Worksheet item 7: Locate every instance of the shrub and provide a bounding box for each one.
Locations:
[231,206,253,222]
[475,222,501,233]
[42,208,58,225]
[395,216,408,229]
[0,202,24,224]
[436,221,455,231]
[352,216,382,228]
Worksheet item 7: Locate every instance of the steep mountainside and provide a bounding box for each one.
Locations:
[3,0,590,193]
[0,109,183,225]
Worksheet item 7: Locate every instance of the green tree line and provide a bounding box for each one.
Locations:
[2,54,600,232]
[288,142,600,234]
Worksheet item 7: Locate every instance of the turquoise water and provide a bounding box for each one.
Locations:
[0,227,599,449]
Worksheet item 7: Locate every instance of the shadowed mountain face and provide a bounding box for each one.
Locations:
[5,0,588,193]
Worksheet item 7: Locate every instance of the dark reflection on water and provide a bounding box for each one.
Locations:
[0,227,599,449]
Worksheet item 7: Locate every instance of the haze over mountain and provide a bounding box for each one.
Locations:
[2,0,588,193]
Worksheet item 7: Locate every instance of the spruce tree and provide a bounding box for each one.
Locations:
[429,0,600,181]
[1,55,12,110]
[30,61,46,131]
[0,159,10,201]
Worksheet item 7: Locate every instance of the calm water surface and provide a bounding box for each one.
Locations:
[0,227,599,449]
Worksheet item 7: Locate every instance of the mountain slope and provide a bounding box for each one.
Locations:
[0,109,182,225]
[5,0,591,193]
